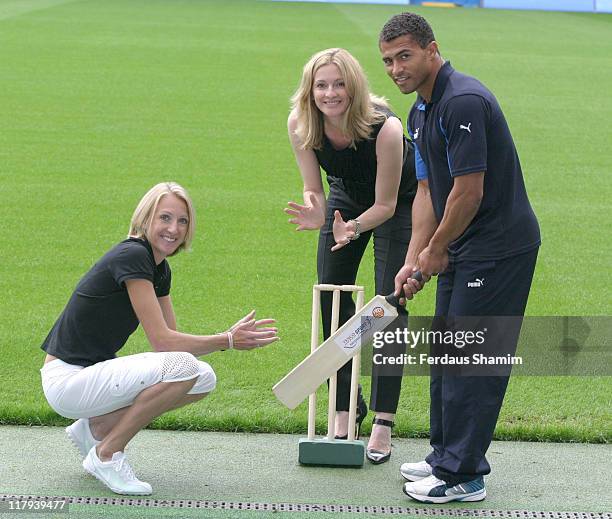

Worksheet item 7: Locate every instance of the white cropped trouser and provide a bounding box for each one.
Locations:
[41,352,216,419]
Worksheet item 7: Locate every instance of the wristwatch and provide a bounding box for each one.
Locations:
[349,219,361,240]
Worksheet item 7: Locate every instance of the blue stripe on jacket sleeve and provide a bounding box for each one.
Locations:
[415,144,428,181]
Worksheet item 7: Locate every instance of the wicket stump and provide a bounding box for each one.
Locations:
[298,284,365,467]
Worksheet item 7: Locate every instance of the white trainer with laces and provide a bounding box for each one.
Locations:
[399,460,433,481]
[83,446,152,495]
[403,474,486,504]
[66,418,100,458]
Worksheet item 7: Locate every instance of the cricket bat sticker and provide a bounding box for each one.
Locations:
[331,297,398,356]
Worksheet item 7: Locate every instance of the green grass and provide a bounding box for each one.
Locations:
[0,0,610,443]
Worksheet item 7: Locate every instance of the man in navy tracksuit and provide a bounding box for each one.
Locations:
[379,13,540,503]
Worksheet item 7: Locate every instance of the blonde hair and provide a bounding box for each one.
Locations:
[128,182,195,256]
[290,48,389,150]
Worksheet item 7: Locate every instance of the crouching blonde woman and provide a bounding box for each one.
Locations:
[41,182,278,495]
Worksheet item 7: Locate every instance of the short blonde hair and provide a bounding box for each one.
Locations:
[290,48,388,150]
[128,182,195,256]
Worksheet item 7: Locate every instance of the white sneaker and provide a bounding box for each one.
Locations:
[403,474,486,504]
[400,460,433,481]
[83,446,152,495]
[66,419,100,458]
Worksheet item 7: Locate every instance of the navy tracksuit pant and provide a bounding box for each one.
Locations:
[426,249,539,485]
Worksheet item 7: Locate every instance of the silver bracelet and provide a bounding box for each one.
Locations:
[218,331,234,350]
[348,219,361,240]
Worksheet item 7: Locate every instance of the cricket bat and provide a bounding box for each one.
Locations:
[273,272,422,410]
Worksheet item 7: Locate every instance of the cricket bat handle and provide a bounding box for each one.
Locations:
[384,271,423,308]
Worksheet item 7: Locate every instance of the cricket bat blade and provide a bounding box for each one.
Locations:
[273,295,398,409]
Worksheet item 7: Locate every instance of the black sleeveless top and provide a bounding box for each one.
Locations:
[314,110,417,207]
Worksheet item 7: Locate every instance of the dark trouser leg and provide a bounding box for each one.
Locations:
[425,269,455,470]
[433,374,510,485]
[317,188,370,411]
[369,201,412,413]
[430,249,539,485]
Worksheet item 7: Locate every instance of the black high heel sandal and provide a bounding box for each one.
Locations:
[335,394,368,440]
[366,417,394,464]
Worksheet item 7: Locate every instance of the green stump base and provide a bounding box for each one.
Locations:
[298,437,365,467]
